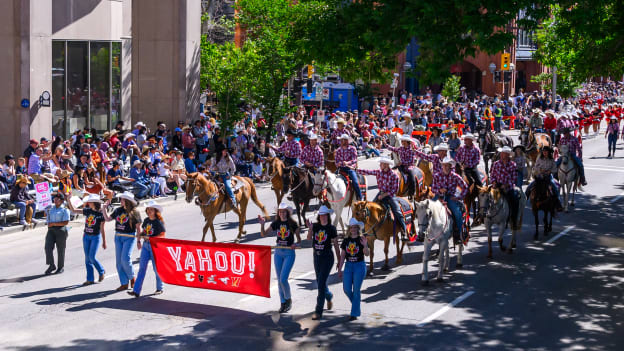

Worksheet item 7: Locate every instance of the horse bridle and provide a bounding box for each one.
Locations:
[479,192,503,219]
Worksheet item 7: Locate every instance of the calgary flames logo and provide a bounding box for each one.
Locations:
[144,224,153,236]
[278,225,290,240]
[116,213,128,224]
[315,230,327,243]
[86,215,96,227]
[347,242,359,256]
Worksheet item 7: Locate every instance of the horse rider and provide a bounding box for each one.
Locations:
[543,110,558,144]
[270,129,302,193]
[383,135,419,198]
[432,156,468,239]
[529,109,544,132]
[300,133,324,170]
[455,133,482,187]
[211,148,237,207]
[490,146,520,223]
[524,146,563,211]
[414,143,449,175]
[331,118,351,146]
[335,134,362,201]
[356,157,407,235]
[557,127,587,186]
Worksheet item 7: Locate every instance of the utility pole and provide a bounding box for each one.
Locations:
[552,66,557,110]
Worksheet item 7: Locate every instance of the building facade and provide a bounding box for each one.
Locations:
[0,0,201,156]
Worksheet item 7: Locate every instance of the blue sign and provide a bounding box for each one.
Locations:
[21,99,30,108]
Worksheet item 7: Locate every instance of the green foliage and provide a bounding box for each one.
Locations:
[441,75,461,102]
[530,72,580,98]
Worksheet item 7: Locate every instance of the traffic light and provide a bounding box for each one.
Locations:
[504,71,512,82]
[307,65,315,78]
[306,79,313,93]
[501,53,511,71]
[494,71,501,82]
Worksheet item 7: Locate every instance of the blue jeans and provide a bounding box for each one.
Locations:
[343,260,366,317]
[366,148,380,157]
[340,167,362,200]
[274,248,295,303]
[220,174,235,202]
[133,182,149,198]
[313,253,334,315]
[114,234,136,285]
[149,181,158,197]
[13,201,36,221]
[608,133,618,154]
[83,234,105,282]
[443,195,463,235]
[556,154,585,179]
[494,117,501,132]
[516,170,524,188]
[133,241,163,294]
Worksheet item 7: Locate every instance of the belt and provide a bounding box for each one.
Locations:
[115,233,136,238]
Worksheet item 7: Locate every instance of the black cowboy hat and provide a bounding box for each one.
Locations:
[286,129,297,136]
[541,146,553,153]
[512,145,526,152]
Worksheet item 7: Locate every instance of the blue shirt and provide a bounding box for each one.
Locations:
[107,168,122,186]
[46,205,70,226]
[184,158,197,173]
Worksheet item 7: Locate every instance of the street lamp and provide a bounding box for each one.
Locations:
[402,62,412,94]
[392,72,399,107]
[488,62,496,84]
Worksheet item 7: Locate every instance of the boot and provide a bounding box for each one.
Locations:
[279,299,292,313]
[580,175,587,186]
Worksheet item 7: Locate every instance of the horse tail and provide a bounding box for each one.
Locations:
[249,179,269,218]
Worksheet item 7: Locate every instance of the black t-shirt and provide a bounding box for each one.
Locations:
[112,207,140,234]
[341,236,365,263]
[142,218,166,237]
[83,208,104,235]
[311,223,337,255]
[270,220,297,247]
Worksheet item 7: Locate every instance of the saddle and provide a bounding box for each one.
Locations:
[439,198,468,245]
[338,170,367,201]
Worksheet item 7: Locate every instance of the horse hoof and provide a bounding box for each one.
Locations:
[456,263,463,269]
[367,270,374,277]
[381,265,390,271]
[242,230,247,235]
[421,280,429,286]
[512,242,517,249]
[436,277,445,283]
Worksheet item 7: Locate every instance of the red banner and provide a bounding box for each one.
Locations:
[150,238,272,298]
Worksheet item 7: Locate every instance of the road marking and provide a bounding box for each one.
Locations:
[416,290,474,327]
[545,225,576,245]
[610,191,624,203]
[585,164,624,170]
[585,167,624,173]
[238,270,315,303]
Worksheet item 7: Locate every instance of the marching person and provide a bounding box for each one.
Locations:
[103,191,141,291]
[44,192,71,275]
[211,148,237,207]
[128,201,166,297]
[258,203,301,313]
[335,134,362,201]
[557,127,587,185]
[306,205,340,320]
[455,133,482,186]
[383,135,419,198]
[490,146,520,222]
[357,157,407,235]
[65,194,107,285]
[432,157,468,239]
[605,116,619,158]
[337,218,369,322]
[300,134,324,169]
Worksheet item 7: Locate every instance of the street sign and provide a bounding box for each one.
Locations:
[21,99,30,108]
[322,88,329,99]
[315,84,322,96]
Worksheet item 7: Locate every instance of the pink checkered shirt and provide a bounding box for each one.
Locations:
[456,144,481,169]
[387,145,418,169]
[414,149,442,174]
[331,128,351,145]
[432,171,468,199]
[335,145,358,168]
[490,160,517,188]
[301,145,324,168]
[277,139,302,159]
[357,168,399,196]
[558,135,582,158]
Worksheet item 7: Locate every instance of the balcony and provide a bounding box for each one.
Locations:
[516,29,537,61]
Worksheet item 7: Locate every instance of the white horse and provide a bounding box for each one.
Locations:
[478,186,527,257]
[414,199,464,285]
[312,169,364,235]
[557,145,578,212]
[387,131,403,164]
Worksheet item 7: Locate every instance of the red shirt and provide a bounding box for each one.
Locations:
[543,117,557,131]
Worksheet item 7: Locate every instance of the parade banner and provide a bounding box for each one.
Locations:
[35,182,52,209]
[150,238,272,297]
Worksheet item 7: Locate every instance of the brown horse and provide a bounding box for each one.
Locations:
[396,167,427,201]
[353,200,411,275]
[185,173,269,242]
[265,157,286,206]
[520,129,551,180]
[321,142,337,173]
[456,165,488,226]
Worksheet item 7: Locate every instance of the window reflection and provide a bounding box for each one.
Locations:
[52,41,65,138]
[90,42,110,134]
[67,41,89,135]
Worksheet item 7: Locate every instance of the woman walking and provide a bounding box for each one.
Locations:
[258,202,301,313]
[306,205,340,320]
[66,194,107,285]
[128,200,165,297]
[606,116,619,158]
[103,191,141,291]
[337,218,369,321]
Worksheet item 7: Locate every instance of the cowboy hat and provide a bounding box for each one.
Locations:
[15,175,30,185]
[348,218,364,230]
[498,146,513,154]
[278,202,293,215]
[336,118,346,124]
[145,200,163,213]
[118,191,137,205]
[286,129,297,136]
[441,156,456,165]
[133,160,143,167]
[318,205,334,216]
[308,134,318,140]
[462,133,476,140]
[400,135,413,143]
[83,194,102,204]
[378,157,394,165]
[108,130,118,136]
[434,143,449,152]
[339,134,351,141]
[124,133,136,140]
[58,170,72,179]
[541,145,553,153]
[512,145,526,152]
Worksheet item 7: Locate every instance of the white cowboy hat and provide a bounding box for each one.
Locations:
[339,134,351,141]
[611,116,618,120]
[305,122,314,128]
[118,191,137,205]
[278,202,293,215]
[400,135,413,142]
[145,200,163,213]
[318,205,334,216]
[133,160,143,167]
[378,157,394,165]
[462,133,476,140]
[401,112,411,118]
[308,134,318,140]
[135,121,146,127]
[124,133,136,140]
[83,194,102,204]
[434,143,449,152]
[498,146,513,154]
[336,118,346,124]
[441,156,456,165]
[348,218,364,230]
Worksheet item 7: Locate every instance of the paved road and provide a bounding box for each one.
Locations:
[1,127,623,351]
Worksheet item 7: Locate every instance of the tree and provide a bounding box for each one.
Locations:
[441,75,461,102]
[530,72,580,98]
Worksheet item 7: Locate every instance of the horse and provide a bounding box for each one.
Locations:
[387,131,403,165]
[396,166,426,201]
[557,145,578,212]
[520,128,551,181]
[479,130,513,174]
[478,186,526,257]
[265,157,286,206]
[320,142,337,173]
[414,199,464,284]
[456,164,487,226]
[184,173,269,242]
[312,169,364,235]
[417,145,434,187]
[289,167,316,227]
[528,174,556,240]
[353,200,411,275]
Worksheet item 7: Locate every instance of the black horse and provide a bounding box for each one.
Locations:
[478,128,513,174]
[528,174,556,240]
[289,167,316,228]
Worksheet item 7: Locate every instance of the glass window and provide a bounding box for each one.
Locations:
[111,42,121,129]
[66,41,89,135]
[52,41,66,138]
[90,42,110,134]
